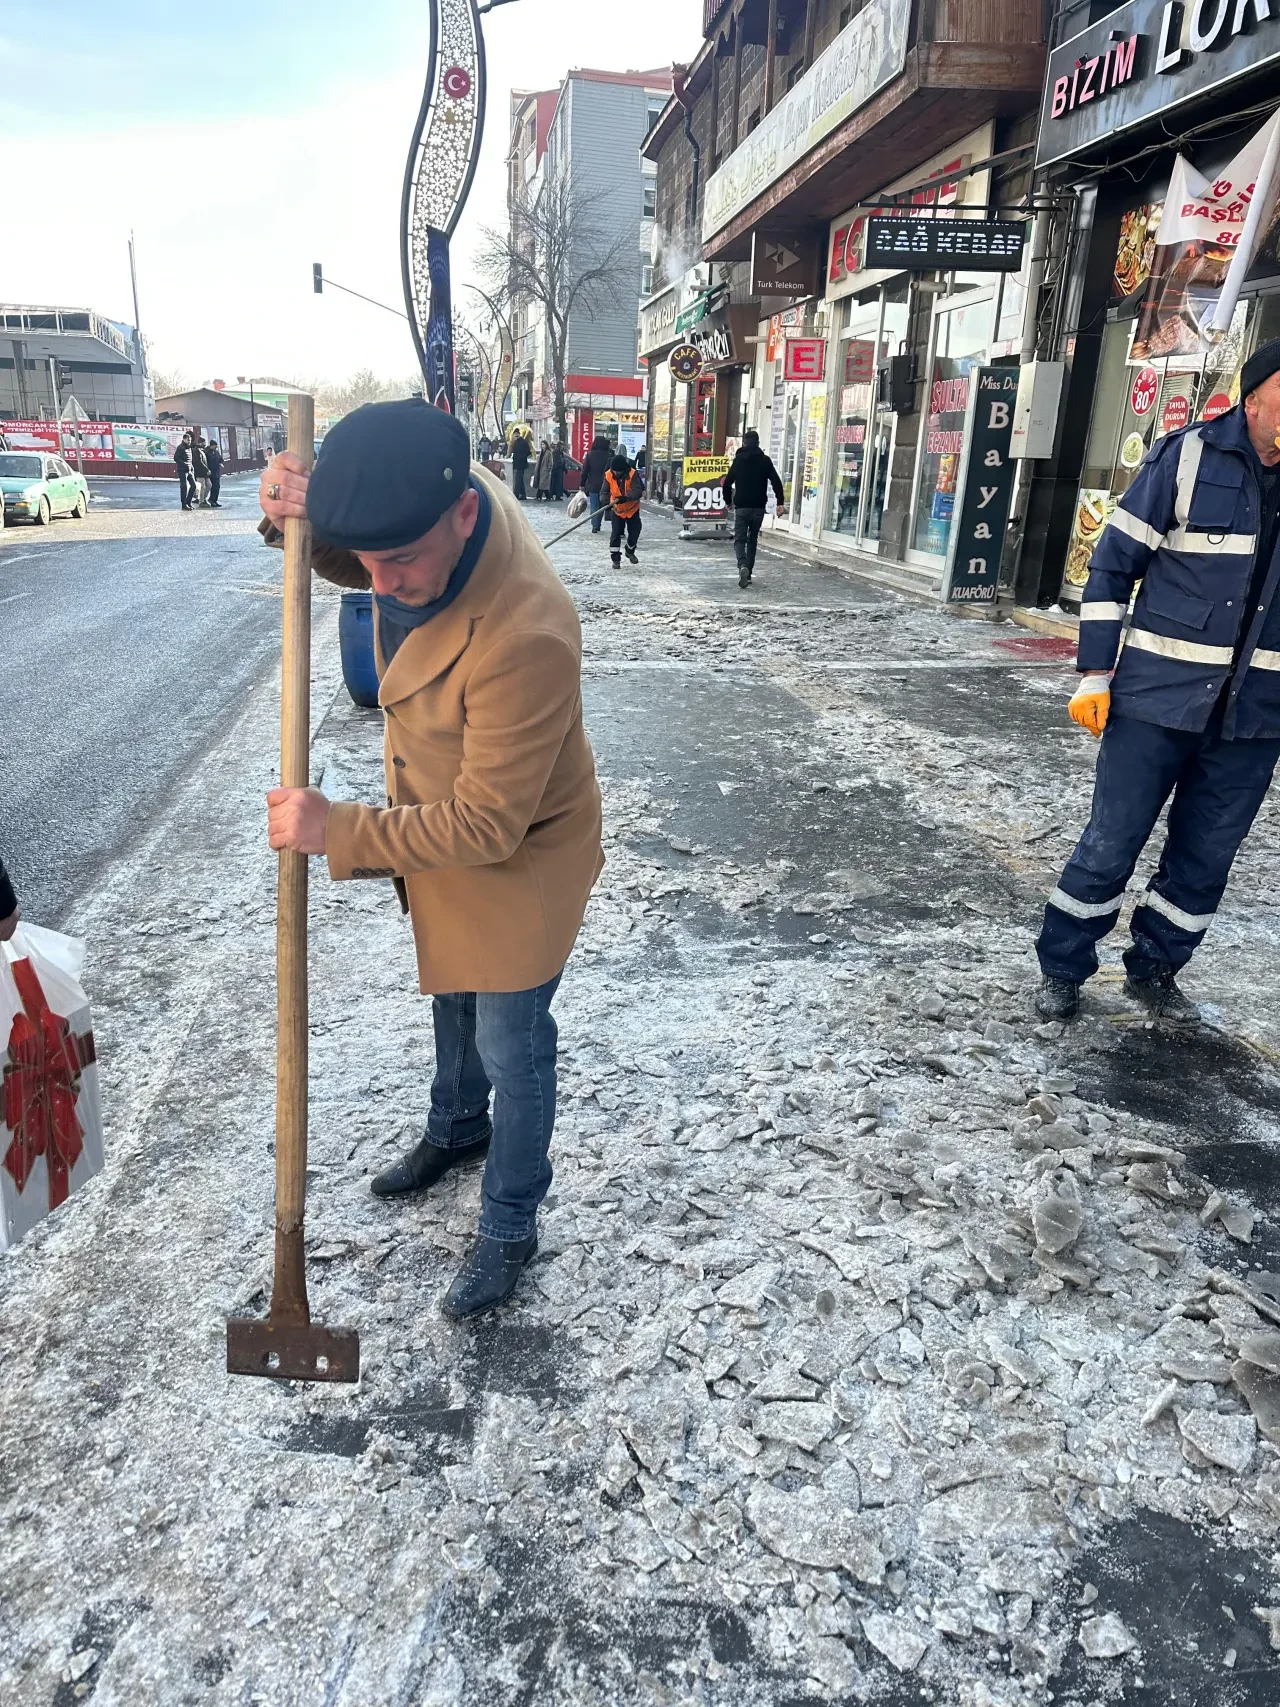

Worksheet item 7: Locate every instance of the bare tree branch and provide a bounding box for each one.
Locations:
[477,173,635,446]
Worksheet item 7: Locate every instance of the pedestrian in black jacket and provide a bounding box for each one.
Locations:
[580,434,612,534]
[722,430,785,588]
[510,432,532,501]
[174,435,195,509]
[0,851,18,941]
[192,437,211,507]
[205,438,224,506]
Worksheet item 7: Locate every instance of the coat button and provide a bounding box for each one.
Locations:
[393,756,406,769]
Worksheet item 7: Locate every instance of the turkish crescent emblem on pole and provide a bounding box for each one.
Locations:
[443,66,472,100]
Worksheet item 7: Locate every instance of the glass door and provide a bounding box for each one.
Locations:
[909,283,998,565]
[825,297,880,540]
[858,289,908,549]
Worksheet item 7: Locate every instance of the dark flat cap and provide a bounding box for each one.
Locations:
[1241,338,1280,402]
[307,398,471,551]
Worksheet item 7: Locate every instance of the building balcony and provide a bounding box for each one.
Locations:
[701,0,1045,260]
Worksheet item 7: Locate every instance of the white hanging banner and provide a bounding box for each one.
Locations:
[1154,112,1280,346]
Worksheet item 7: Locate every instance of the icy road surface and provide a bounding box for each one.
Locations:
[3,499,1280,1706]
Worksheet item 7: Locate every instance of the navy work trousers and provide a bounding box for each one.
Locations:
[1037,713,1280,985]
[426,974,562,1243]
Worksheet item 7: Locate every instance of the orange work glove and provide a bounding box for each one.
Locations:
[1068,673,1112,738]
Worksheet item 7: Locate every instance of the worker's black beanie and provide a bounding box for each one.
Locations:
[1241,338,1280,401]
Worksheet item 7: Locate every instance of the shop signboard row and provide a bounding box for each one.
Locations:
[701,0,910,241]
[1037,0,1280,167]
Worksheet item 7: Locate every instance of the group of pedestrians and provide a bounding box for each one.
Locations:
[173,433,224,511]
[508,431,569,503]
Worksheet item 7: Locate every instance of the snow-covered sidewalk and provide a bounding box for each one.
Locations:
[3,509,1280,1706]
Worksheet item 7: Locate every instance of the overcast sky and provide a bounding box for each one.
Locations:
[0,0,701,387]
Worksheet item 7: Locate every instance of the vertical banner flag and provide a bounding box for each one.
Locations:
[1135,112,1280,359]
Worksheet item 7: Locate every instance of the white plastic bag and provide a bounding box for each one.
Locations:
[1,924,104,1251]
[567,490,589,521]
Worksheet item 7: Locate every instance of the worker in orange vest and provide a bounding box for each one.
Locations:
[603,454,644,568]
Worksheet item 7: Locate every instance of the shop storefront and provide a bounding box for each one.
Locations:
[639,278,689,506]
[1032,0,1280,608]
[642,275,757,506]
[781,123,1028,574]
[907,274,1024,570]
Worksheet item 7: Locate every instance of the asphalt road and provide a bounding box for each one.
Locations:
[0,472,282,926]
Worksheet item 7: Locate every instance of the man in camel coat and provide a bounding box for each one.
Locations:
[260,399,602,1318]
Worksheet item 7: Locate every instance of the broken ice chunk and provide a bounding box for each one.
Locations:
[1078,1612,1138,1659]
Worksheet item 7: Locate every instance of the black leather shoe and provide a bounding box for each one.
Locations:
[738,567,752,588]
[442,1234,537,1319]
[1124,970,1199,1023]
[1035,977,1080,1020]
[370,1133,490,1199]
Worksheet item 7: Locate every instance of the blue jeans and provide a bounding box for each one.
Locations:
[588,489,605,532]
[1037,714,1280,985]
[427,973,562,1242]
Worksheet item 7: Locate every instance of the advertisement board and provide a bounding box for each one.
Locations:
[1,420,115,462]
[681,454,731,527]
[941,367,1019,607]
[112,426,188,463]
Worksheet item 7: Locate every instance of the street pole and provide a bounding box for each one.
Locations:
[129,232,146,392]
[464,282,516,439]
[401,1,504,411]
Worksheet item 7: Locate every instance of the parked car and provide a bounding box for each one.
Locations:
[0,453,90,525]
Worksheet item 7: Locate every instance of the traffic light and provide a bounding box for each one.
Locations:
[56,362,72,392]
[313,263,323,294]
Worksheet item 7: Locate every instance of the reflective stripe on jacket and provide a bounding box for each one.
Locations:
[1078,406,1280,737]
[604,469,643,518]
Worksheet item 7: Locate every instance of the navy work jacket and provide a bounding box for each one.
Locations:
[1078,406,1280,739]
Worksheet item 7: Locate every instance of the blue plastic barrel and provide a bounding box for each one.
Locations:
[338,591,381,708]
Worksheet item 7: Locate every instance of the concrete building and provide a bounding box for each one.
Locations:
[0,304,153,423]
[507,68,672,455]
[642,0,1046,598]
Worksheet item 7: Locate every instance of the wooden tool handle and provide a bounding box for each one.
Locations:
[276,394,316,1234]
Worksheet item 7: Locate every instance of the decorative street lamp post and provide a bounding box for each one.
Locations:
[401,0,520,413]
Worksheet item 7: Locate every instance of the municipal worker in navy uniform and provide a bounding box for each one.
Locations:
[1036,339,1280,1023]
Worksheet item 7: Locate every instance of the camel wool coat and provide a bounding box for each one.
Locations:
[308,468,603,993]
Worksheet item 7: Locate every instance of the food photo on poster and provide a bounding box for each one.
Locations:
[1131,112,1280,362]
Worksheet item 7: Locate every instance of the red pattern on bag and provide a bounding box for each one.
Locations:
[3,958,92,1210]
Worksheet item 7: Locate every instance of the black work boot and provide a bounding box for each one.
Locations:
[442,1234,538,1319]
[625,547,639,565]
[370,1132,490,1198]
[1124,969,1199,1023]
[1035,977,1080,1021]
[610,550,622,568]
[738,566,752,588]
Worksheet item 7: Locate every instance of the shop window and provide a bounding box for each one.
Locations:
[1060,300,1253,598]
[911,293,997,558]
[827,327,876,536]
